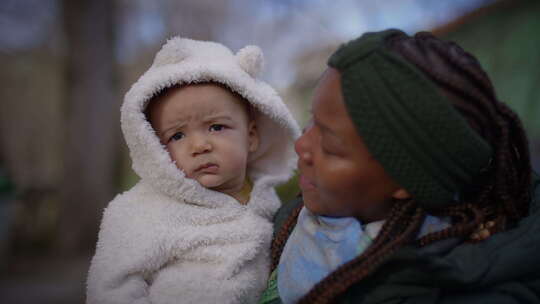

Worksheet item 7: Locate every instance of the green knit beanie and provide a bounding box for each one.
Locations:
[328,29,493,209]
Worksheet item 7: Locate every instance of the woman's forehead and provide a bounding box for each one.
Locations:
[313,69,346,118]
[312,69,363,145]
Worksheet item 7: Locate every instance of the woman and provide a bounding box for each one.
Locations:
[260,29,540,304]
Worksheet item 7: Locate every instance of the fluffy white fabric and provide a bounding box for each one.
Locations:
[86,37,300,304]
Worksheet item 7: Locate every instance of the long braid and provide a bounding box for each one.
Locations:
[418,203,484,247]
[270,204,303,271]
[269,32,533,304]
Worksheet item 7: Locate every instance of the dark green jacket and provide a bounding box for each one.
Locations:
[272,179,540,303]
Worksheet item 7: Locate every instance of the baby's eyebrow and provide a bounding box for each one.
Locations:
[161,121,185,137]
[203,115,234,123]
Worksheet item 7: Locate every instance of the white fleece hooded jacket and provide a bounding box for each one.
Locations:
[86,38,300,304]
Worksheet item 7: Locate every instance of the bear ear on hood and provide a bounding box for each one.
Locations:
[236,45,264,78]
[151,37,191,68]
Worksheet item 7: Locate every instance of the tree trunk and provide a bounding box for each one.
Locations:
[56,0,120,255]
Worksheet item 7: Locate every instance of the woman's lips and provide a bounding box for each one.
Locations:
[299,174,316,190]
[194,163,219,174]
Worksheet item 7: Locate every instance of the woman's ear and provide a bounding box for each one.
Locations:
[248,121,259,153]
[392,188,411,200]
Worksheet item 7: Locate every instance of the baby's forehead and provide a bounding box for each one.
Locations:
[146,82,254,131]
[148,81,249,112]
[173,105,237,122]
[178,84,249,113]
[183,82,251,111]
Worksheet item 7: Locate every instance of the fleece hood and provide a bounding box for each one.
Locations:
[121,37,300,207]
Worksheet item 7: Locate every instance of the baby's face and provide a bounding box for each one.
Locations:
[147,83,258,195]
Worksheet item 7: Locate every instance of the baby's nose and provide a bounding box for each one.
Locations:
[191,136,212,156]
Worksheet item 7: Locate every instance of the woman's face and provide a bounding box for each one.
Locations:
[295,68,408,222]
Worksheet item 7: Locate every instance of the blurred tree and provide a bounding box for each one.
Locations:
[56,0,121,255]
[0,0,64,257]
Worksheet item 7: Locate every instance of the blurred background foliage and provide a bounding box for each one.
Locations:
[0,0,538,303]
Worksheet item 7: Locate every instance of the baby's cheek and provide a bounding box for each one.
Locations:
[228,154,249,173]
[223,139,250,160]
[167,152,188,175]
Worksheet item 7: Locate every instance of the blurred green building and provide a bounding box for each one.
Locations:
[435,0,540,169]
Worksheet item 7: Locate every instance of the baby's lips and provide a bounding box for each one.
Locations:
[194,163,219,174]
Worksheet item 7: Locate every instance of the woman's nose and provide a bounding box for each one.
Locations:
[295,127,313,165]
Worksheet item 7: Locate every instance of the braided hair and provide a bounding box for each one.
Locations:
[271,32,532,304]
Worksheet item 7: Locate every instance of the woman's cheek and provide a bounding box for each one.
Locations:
[317,166,347,198]
[328,163,360,196]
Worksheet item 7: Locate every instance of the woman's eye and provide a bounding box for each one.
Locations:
[170,132,184,142]
[322,143,339,156]
[322,147,334,155]
[209,124,225,132]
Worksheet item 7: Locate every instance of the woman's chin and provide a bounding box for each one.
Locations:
[302,196,324,215]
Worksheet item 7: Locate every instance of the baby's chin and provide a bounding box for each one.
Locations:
[195,174,229,190]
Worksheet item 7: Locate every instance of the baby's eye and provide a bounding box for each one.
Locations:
[169,132,185,142]
[209,124,226,132]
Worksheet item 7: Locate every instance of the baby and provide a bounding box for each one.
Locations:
[86,38,300,304]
